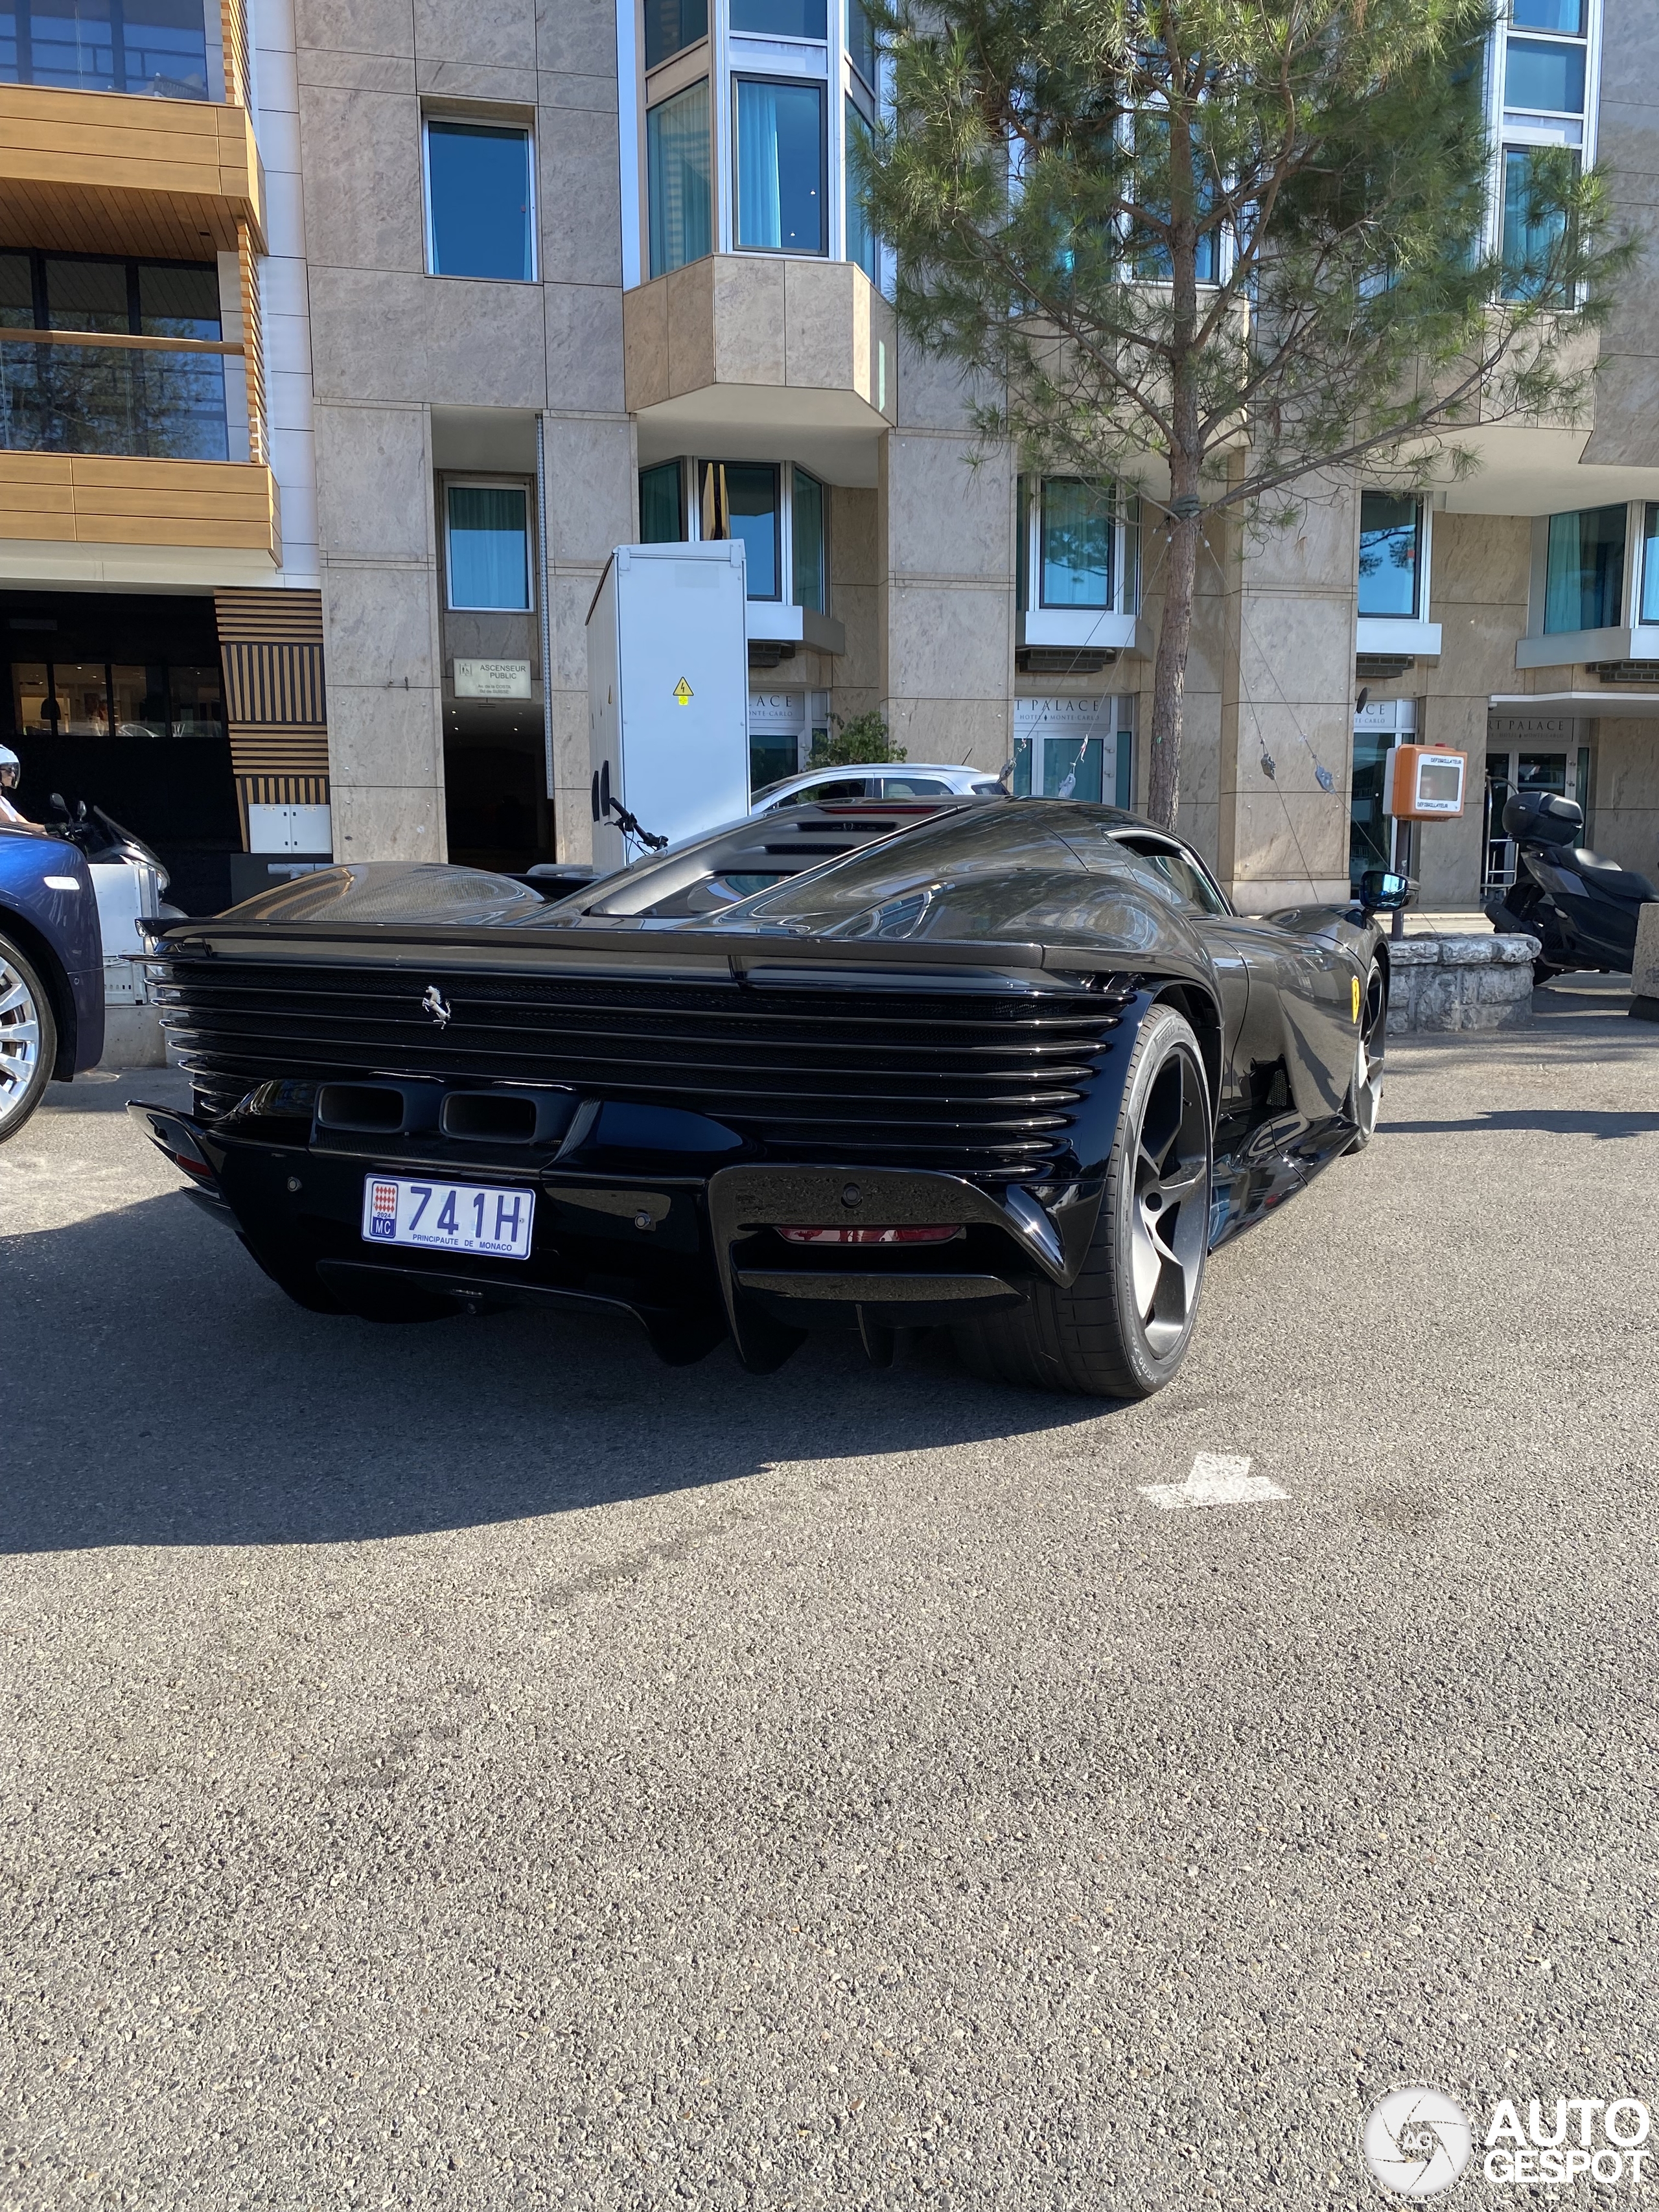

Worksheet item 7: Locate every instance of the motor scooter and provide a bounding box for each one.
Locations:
[43,795,183,999]
[1483,789,1656,983]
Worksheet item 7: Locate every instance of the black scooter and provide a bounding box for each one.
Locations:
[1483,790,1656,983]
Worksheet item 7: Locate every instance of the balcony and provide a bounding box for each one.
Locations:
[625,256,895,463]
[0,334,277,563]
[0,446,279,561]
[0,0,262,261]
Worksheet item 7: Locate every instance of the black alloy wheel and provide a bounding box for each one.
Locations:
[953,1004,1213,1399]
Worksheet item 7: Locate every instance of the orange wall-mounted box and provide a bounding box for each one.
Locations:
[1384,745,1467,819]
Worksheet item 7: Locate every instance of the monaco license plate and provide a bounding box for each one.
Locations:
[362,1174,535,1260]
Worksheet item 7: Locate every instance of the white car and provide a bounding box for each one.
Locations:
[750,763,1007,813]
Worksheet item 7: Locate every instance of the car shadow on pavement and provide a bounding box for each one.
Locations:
[1381,1107,1659,1140]
[1,1191,1124,1555]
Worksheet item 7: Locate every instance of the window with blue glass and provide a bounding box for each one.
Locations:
[701,461,780,596]
[1,0,209,96]
[847,0,875,85]
[0,248,226,460]
[1642,505,1659,627]
[647,79,712,277]
[792,466,825,611]
[446,483,532,612]
[1039,480,1113,609]
[845,100,879,281]
[643,0,707,71]
[1130,115,1221,284]
[735,77,826,254]
[1358,493,1423,619]
[1544,505,1625,633]
[424,121,535,282]
[731,0,825,33]
[1500,145,1575,302]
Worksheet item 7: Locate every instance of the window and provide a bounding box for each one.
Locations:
[647,80,712,277]
[1130,115,1221,285]
[791,466,825,611]
[424,121,535,282]
[1505,35,1584,113]
[11,658,222,739]
[639,459,686,542]
[731,0,826,34]
[1500,145,1575,301]
[1,0,209,97]
[1358,493,1423,620]
[1018,479,1134,618]
[446,483,531,611]
[700,461,780,596]
[844,100,879,281]
[1544,504,1625,633]
[642,0,707,71]
[847,0,875,85]
[1039,480,1113,609]
[1513,0,1583,26]
[1117,837,1231,914]
[0,248,226,460]
[734,77,826,253]
[1642,505,1659,626]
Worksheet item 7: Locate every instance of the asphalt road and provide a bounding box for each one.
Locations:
[1,980,1656,2212]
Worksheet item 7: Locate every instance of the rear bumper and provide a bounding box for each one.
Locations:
[130,1104,1104,1369]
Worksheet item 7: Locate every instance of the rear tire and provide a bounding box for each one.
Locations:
[0,934,56,1145]
[951,1005,1212,1399]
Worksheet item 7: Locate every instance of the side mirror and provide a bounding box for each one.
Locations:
[1360,869,1411,914]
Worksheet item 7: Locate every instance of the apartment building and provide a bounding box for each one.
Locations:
[1,0,1654,915]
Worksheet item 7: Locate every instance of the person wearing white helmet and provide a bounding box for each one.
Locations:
[0,743,46,833]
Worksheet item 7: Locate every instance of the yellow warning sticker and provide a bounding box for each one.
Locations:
[1352,975,1362,1021]
[672,677,693,705]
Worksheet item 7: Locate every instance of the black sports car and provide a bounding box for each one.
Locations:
[133,798,1406,1398]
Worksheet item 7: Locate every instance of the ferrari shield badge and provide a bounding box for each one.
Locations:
[1351,976,1361,1021]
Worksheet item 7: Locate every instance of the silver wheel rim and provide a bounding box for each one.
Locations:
[1352,964,1386,1137]
[0,954,43,1130]
[1129,1044,1209,1357]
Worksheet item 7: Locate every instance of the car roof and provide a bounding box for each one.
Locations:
[752,764,996,800]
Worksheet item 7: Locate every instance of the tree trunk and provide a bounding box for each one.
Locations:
[1148,70,1203,833]
[1147,490,1199,829]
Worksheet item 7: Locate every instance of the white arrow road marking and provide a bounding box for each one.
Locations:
[1139,1452,1290,1510]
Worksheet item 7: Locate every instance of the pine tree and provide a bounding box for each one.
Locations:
[857,0,1628,826]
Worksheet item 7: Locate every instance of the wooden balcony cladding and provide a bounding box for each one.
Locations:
[0,82,264,260]
[0,452,279,560]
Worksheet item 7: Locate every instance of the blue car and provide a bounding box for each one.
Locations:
[0,822,106,1141]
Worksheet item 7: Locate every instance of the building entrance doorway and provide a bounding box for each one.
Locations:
[1,590,237,912]
[1482,739,1590,892]
[1012,695,1132,805]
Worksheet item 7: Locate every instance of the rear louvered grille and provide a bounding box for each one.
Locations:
[158,958,1125,1180]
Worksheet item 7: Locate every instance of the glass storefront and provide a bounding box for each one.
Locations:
[1,593,238,912]
[1012,696,1131,806]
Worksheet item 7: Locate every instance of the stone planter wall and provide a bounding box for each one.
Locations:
[1385,933,1538,1034]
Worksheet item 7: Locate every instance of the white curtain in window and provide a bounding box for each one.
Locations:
[448,485,529,611]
